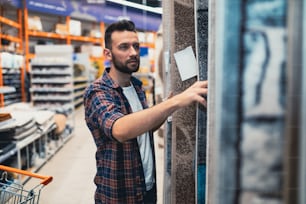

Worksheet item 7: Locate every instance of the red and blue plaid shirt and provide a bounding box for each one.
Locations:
[84,68,156,204]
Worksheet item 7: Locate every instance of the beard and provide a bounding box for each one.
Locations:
[112,54,140,74]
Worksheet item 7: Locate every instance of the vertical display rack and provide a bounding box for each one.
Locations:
[30,45,74,141]
[0,6,25,107]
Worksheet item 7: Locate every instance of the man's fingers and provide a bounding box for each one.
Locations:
[195,94,207,107]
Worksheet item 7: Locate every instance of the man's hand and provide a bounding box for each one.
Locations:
[112,80,208,142]
[171,80,208,108]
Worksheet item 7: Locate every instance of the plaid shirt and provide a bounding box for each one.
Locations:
[84,68,156,204]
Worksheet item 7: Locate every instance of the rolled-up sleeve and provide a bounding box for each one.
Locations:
[84,85,124,141]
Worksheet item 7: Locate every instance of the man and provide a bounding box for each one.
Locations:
[84,20,208,204]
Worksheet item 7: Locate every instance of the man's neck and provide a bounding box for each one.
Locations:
[109,67,132,87]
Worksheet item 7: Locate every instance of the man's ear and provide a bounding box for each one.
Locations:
[104,48,112,60]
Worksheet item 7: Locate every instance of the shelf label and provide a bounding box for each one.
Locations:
[174,46,198,81]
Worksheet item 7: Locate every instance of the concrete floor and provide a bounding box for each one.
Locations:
[25,106,164,204]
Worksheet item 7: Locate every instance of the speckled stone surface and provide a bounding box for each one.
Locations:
[171,1,197,203]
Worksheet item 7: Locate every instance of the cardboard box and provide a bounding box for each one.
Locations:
[69,19,81,36]
[28,16,43,31]
[55,23,68,35]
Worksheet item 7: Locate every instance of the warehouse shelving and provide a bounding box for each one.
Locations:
[0,107,62,184]
[73,76,88,108]
[30,45,74,115]
[29,45,75,172]
[23,8,105,73]
[0,3,159,181]
[0,5,25,107]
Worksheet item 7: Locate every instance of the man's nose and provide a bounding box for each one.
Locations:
[129,46,138,55]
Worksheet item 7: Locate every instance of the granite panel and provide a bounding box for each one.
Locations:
[170,1,196,203]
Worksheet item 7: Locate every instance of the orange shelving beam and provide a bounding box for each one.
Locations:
[0,54,4,107]
[23,7,30,73]
[0,16,20,28]
[28,30,67,40]
[70,35,102,43]
[100,22,105,48]
[17,8,26,102]
[66,16,71,44]
[0,7,25,105]
[0,34,22,44]
[17,9,23,52]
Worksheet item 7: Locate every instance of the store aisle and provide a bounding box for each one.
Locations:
[26,106,96,204]
[26,106,164,204]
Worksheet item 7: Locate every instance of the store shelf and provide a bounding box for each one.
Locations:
[0,3,158,181]
[0,86,16,94]
[70,35,102,43]
[141,42,156,49]
[0,34,22,44]
[28,30,67,40]
[0,6,25,107]
[74,76,87,83]
[0,53,25,107]
[30,45,75,151]
[0,106,61,183]
[0,16,21,28]
[30,87,71,93]
[73,76,88,108]
[0,146,17,164]
[74,83,88,90]
[23,9,105,74]
[30,45,74,113]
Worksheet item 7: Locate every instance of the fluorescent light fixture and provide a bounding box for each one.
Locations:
[106,0,162,14]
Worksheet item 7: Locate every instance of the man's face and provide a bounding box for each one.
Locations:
[107,31,140,74]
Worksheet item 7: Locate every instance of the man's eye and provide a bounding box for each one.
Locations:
[119,44,129,50]
[118,44,140,51]
[133,44,140,50]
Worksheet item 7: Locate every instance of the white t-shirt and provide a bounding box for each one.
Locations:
[122,85,154,191]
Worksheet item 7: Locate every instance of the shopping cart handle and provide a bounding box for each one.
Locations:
[0,165,53,185]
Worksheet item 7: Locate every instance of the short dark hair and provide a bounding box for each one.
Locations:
[104,20,137,49]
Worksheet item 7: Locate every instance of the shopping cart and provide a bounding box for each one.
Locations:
[0,165,53,204]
